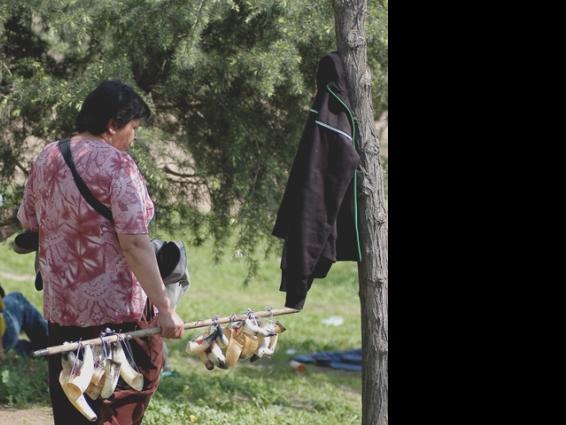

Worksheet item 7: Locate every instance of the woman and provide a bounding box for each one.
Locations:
[17,80,185,424]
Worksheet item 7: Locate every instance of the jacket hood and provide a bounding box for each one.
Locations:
[316,51,348,95]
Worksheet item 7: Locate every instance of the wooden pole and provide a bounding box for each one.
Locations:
[33,307,300,357]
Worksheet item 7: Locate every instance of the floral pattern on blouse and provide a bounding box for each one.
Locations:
[17,138,154,326]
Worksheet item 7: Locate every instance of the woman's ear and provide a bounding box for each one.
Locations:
[107,119,117,135]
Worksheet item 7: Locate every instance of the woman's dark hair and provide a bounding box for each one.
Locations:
[75,80,151,134]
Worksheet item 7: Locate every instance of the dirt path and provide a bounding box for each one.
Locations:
[0,406,53,425]
[0,269,35,282]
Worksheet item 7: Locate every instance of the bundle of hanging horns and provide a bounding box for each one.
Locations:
[58,338,143,422]
[186,310,287,370]
[32,308,299,422]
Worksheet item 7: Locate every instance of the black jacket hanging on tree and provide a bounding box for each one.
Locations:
[272,51,361,310]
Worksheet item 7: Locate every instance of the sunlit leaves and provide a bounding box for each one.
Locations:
[0,0,387,280]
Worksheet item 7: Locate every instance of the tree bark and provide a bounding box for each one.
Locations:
[333,1,388,425]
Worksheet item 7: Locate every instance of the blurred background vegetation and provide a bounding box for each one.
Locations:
[0,0,387,278]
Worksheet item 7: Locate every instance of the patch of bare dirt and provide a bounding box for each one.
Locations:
[0,269,35,282]
[0,406,53,425]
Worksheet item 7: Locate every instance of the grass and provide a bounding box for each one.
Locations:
[0,229,362,424]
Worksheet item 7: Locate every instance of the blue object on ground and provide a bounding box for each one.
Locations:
[329,362,362,372]
[2,292,48,355]
[293,349,362,371]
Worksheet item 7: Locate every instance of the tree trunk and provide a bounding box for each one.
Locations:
[332,2,389,425]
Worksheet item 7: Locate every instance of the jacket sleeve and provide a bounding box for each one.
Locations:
[282,124,359,309]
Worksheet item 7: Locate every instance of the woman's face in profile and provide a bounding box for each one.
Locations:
[111,119,142,151]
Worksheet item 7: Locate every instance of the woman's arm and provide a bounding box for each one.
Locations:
[117,233,185,339]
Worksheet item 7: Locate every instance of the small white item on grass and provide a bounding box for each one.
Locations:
[289,360,306,373]
[286,348,297,355]
[321,316,344,326]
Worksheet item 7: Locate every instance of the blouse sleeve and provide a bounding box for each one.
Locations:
[109,154,154,234]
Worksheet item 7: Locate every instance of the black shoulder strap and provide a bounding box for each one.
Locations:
[57,139,114,222]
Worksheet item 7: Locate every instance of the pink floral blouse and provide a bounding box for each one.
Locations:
[17,138,154,326]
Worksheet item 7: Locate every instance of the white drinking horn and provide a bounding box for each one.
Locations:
[242,317,265,337]
[197,351,215,370]
[207,341,227,369]
[85,379,104,400]
[186,335,212,354]
[65,344,95,399]
[253,321,278,359]
[100,359,121,399]
[263,336,277,357]
[59,367,97,422]
[265,322,286,356]
[90,345,106,386]
[112,342,144,391]
[214,326,229,348]
[224,334,243,368]
[61,351,77,372]
[187,334,215,370]
[273,321,287,334]
[60,341,78,371]
[86,344,108,400]
[223,326,233,340]
[239,334,260,360]
[255,335,272,359]
[260,321,278,337]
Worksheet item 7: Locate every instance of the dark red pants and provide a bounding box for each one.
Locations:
[48,304,164,425]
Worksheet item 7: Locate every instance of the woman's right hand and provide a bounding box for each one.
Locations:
[158,309,185,339]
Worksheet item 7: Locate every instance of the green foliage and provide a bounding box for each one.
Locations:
[0,229,362,423]
[367,0,388,115]
[0,355,49,406]
[0,0,388,275]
